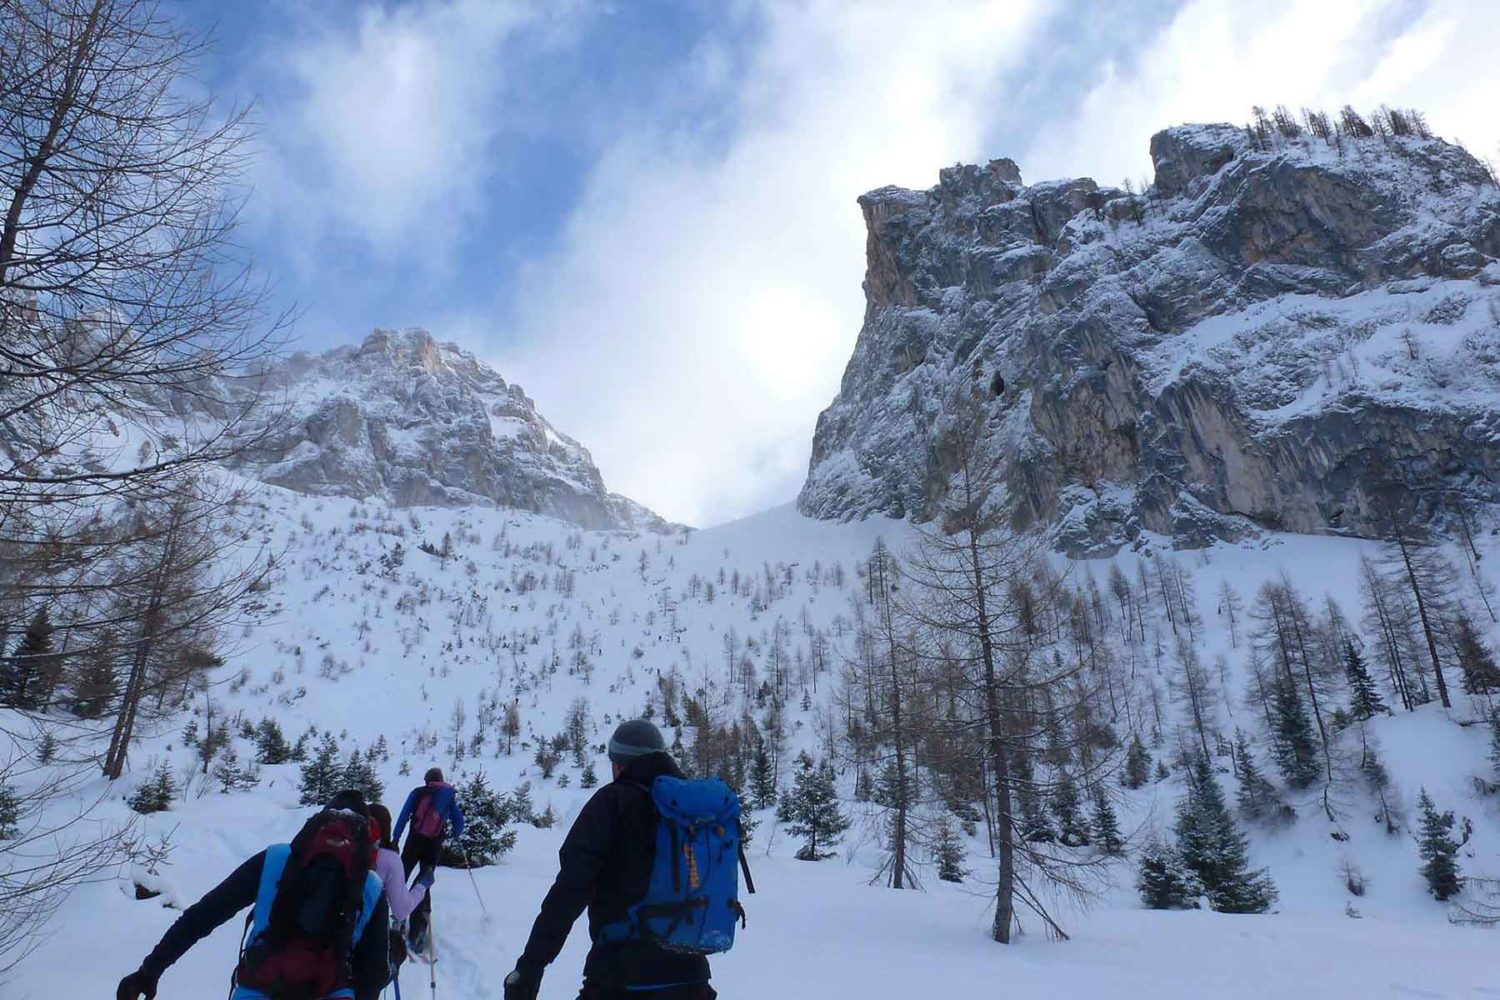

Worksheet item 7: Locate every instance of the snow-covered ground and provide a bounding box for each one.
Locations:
[11,482,1500,999]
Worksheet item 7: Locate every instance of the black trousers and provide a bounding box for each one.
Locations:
[400,833,440,935]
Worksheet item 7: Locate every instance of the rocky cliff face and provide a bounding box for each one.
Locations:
[230,329,675,533]
[800,124,1500,553]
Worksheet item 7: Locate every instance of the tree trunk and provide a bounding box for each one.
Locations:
[1396,534,1452,709]
[969,532,1014,943]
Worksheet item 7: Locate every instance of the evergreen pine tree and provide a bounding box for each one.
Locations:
[934,816,966,882]
[446,773,518,866]
[1233,730,1290,824]
[1091,785,1124,855]
[1416,788,1463,901]
[1013,750,1054,843]
[67,637,118,719]
[1137,839,1202,909]
[36,730,57,765]
[341,749,384,803]
[298,734,341,806]
[1174,754,1277,913]
[212,746,260,793]
[1122,734,1151,789]
[1154,760,1171,783]
[1488,711,1500,788]
[749,734,777,809]
[1344,641,1387,720]
[1454,613,1500,698]
[580,759,598,789]
[1269,673,1322,789]
[779,757,849,861]
[1051,772,1090,847]
[129,762,176,814]
[255,718,292,765]
[0,782,18,839]
[1,608,56,709]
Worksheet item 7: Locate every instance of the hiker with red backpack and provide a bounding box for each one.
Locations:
[116,790,390,1000]
[392,767,464,955]
[503,720,751,1000]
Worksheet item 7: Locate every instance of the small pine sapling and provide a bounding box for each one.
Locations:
[129,762,177,814]
[1416,788,1464,901]
[934,816,967,883]
[779,757,849,861]
[1091,786,1125,855]
[1122,734,1151,789]
[0,783,20,839]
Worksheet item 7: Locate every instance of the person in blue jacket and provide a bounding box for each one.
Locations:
[392,767,464,952]
[116,790,388,1000]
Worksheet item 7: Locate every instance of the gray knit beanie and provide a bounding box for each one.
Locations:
[608,719,666,762]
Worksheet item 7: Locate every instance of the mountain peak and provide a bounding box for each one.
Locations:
[230,329,677,533]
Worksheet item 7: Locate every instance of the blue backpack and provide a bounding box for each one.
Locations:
[603,776,754,955]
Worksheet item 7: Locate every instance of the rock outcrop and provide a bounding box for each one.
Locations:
[230,329,676,533]
[800,123,1500,553]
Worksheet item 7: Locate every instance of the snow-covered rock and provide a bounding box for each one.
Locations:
[800,124,1500,553]
[228,328,676,532]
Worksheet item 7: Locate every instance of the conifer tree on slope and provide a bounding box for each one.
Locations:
[749,732,777,809]
[1454,612,1500,699]
[1122,734,1151,789]
[298,734,341,806]
[1050,772,1089,847]
[779,756,849,861]
[1137,839,1201,910]
[0,608,56,709]
[1091,786,1124,855]
[934,816,967,883]
[1416,788,1463,901]
[1233,730,1290,825]
[1344,641,1388,721]
[1269,673,1322,789]
[1175,754,1277,913]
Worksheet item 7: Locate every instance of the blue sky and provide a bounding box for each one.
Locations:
[179,0,1500,527]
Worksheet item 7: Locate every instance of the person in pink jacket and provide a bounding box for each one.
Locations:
[370,803,432,924]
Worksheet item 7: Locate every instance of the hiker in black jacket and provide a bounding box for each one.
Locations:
[503,720,715,1000]
[116,790,389,1000]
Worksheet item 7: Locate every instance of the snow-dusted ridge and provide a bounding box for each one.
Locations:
[225,328,677,534]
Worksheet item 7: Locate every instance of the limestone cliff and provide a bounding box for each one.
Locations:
[800,123,1500,553]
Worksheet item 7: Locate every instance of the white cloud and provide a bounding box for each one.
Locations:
[499,0,1052,527]
[1021,0,1500,188]
[251,0,562,265]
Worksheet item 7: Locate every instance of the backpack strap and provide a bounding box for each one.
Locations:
[737,842,756,896]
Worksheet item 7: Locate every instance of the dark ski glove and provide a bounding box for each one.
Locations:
[117,968,159,1000]
[415,866,436,888]
[503,964,541,1000]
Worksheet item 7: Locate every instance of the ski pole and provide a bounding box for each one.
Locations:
[465,850,490,918]
[428,908,437,1000]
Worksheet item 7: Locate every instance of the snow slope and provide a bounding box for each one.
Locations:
[12,481,1500,999]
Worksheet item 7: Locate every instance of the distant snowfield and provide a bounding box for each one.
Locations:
[14,484,1500,999]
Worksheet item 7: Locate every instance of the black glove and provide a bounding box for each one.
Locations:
[117,969,158,1000]
[503,964,542,1000]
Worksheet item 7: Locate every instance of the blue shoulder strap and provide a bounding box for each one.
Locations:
[247,844,292,946]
